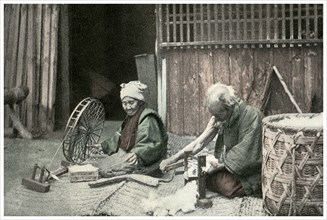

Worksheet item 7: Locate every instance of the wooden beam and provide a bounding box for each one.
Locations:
[179,4,183,43]
[266,4,270,40]
[273,66,303,113]
[173,4,176,42]
[214,4,218,41]
[290,5,294,39]
[186,4,190,42]
[207,4,211,41]
[243,4,247,40]
[166,4,170,43]
[7,105,33,139]
[222,5,225,41]
[282,4,285,40]
[200,4,204,41]
[274,4,278,40]
[259,4,262,39]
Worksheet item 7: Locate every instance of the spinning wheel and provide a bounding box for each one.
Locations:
[62,97,105,164]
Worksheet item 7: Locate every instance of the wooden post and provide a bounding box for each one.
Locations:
[56,4,70,129]
[197,155,212,209]
[273,66,303,113]
[135,54,158,111]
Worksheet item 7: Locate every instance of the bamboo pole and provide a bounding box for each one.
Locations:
[40,5,51,131]
[16,5,28,125]
[4,5,14,128]
[26,5,35,130]
[16,5,27,88]
[34,5,43,129]
[272,66,303,113]
[9,5,21,89]
[47,5,59,131]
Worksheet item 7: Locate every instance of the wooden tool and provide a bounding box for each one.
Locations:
[166,151,213,209]
[21,160,71,193]
[196,155,213,209]
[21,164,51,193]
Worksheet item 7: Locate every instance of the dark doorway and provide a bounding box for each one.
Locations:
[69,4,156,120]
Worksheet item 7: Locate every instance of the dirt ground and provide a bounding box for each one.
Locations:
[3,121,122,197]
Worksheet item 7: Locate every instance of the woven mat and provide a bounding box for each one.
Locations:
[4,133,266,216]
[85,174,266,216]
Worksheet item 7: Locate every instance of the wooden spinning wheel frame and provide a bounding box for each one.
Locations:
[62,97,105,164]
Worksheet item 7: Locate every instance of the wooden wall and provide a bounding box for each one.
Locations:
[165,45,323,136]
[4,5,59,134]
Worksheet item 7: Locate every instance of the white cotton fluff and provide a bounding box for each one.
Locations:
[271,113,323,128]
[141,181,198,216]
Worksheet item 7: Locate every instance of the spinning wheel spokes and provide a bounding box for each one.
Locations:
[62,98,105,164]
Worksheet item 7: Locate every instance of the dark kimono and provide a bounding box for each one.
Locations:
[100,108,168,166]
[214,100,264,196]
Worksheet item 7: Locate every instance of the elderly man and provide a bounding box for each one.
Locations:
[160,82,264,198]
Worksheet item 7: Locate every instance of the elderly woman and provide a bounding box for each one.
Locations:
[160,82,264,198]
[90,81,168,176]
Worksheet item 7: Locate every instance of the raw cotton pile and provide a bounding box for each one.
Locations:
[272,113,323,128]
[141,181,198,216]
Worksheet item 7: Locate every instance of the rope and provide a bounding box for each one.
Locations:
[46,128,72,169]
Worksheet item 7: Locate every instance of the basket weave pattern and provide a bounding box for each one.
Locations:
[262,114,323,216]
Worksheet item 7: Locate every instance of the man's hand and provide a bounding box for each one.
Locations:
[206,158,225,174]
[159,157,176,173]
[87,143,102,154]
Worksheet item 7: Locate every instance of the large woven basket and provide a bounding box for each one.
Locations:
[262,113,323,216]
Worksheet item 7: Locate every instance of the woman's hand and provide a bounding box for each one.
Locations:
[123,152,138,165]
[112,162,135,172]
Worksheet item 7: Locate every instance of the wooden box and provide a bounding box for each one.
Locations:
[68,164,99,183]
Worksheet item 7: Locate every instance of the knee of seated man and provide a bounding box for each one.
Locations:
[206,169,245,198]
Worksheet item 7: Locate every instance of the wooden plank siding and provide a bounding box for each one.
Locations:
[3,4,60,135]
[182,50,199,135]
[158,4,323,136]
[165,46,323,135]
[198,50,214,131]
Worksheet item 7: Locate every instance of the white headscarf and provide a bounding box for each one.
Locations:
[120,81,148,101]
